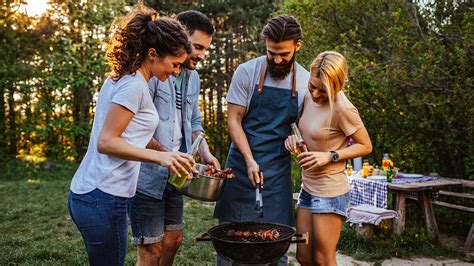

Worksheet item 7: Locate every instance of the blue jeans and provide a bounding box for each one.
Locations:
[68,189,131,266]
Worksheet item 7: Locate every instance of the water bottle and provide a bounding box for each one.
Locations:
[168,132,205,189]
[291,123,308,155]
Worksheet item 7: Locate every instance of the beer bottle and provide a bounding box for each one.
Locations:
[168,132,205,189]
[291,123,308,155]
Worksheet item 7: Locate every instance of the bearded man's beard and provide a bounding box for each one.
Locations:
[182,55,202,70]
[267,52,296,80]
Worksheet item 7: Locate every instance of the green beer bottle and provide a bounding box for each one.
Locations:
[168,132,205,189]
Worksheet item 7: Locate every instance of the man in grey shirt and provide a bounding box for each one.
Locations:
[129,11,219,265]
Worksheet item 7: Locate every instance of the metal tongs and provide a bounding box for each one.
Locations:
[255,172,264,218]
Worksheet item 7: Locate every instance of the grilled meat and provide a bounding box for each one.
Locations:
[226,229,280,240]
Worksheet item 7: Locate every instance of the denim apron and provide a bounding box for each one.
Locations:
[215,62,298,226]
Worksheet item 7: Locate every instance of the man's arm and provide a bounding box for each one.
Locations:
[189,75,220,168]
[227,103,261,187]
[146,138,170,152]
[194,131,221,169]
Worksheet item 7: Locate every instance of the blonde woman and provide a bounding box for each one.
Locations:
[284,51,372,266]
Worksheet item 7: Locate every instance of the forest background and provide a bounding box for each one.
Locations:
[1,0,472,181]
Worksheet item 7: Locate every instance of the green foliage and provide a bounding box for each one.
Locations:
[0,1,127,161]
[291,157,302,192]
[338,223,465,262]
[1,1,277,164]
[0,0,472,194]
[282,0,474,179]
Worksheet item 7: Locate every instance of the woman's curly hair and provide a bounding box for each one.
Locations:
[106,3,192,81]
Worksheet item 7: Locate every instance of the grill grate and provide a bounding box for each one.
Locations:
[208,222,295,243]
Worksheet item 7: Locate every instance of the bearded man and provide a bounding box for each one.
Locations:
[214,15,309,266]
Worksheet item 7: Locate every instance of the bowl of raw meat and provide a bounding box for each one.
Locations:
[179,163,234,202]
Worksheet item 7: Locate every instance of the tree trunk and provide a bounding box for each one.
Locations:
[0,82,6,157]
[7,84,17,156]
[73,85,92,160]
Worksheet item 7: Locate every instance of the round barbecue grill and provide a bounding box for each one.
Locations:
[195,222,308,264]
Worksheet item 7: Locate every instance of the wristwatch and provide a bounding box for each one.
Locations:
[330,151,340,163]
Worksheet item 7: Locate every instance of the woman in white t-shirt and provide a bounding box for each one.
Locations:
[285,51,372,266]
[67,4,195,266]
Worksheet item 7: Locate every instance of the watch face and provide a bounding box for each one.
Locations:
[331,151,339,162]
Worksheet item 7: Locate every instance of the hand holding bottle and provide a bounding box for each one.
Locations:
[285,123,308,156]
[158,151,195,177]
[169,132,205,189]
[284,134,298,153]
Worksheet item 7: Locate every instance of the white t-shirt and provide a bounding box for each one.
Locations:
[70,72,159,198]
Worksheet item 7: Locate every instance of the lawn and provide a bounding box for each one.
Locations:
[0,159,471,265]
[0,159,217,265]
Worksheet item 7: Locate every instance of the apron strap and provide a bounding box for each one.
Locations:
[291,62,296,98]
[257,61,297,98]
[257,62,267,95]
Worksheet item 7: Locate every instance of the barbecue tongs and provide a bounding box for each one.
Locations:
[255,172,263,218]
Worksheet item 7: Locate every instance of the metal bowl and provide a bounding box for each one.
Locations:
[179,163,226,202]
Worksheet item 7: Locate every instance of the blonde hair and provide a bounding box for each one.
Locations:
[310,51,348,136]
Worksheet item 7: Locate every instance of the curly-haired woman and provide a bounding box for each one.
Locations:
[285,51,372,266]
[67,4,194,265]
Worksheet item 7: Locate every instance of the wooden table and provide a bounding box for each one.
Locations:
[388,178,462,240]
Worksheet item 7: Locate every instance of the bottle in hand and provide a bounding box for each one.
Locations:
[168,132,205,189]
[291,123,308,155]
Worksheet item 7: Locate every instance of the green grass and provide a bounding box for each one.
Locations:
[0,159,218,265]
[338,223,467,263]
[0,159,471,265]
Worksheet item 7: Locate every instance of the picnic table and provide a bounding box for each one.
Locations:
[349,176,462,240]
[388,178,462,240]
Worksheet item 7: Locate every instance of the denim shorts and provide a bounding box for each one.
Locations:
[68,189,130,266]
[297,189,350,217]
[128,183,183,245]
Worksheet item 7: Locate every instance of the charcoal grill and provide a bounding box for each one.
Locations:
[195,222,308,264]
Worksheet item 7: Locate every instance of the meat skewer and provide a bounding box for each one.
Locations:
[226,229,280,240]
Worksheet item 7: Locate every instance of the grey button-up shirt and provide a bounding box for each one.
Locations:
[136,69,203,199]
